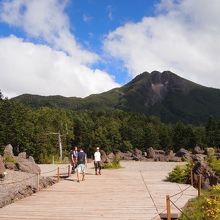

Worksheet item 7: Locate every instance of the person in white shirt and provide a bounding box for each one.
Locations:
[94,147,102,175]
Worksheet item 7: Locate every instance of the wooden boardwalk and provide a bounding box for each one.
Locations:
[0,161,197,220]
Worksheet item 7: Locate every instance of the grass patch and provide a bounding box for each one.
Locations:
[180,184,220,220]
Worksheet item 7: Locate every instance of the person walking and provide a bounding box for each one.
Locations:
[76,146,87,182]
[70,146,78,174]
[94,147,102,175]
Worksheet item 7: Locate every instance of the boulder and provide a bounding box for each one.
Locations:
[166,150,174,158]
[133,148,144,161]
[18,152,27,159]
[154,154,166,162]
[116,151,133,160]
[0,155,6,179]
[3,144,14,158]
[134,148,142,156]
[165,150,181,162]
[28,156,35,163]
[192,154,206,162]
[192,161,219,189]
[16,158,41,174]
[154,150,165,155]
[147,147,155,159]
[4,162,18,171]
[107,152,115,162]
[101,150,111,163]
[124,151,134,160]
[193,161,209,175]
[193,146,204,154]
[175,148,189,157]
[39,176,56,189]
[204,147,215,156]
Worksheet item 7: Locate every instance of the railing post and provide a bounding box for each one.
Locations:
[190,169,194,186]
[68,165,70,177]
[166,194,171,220]
[57,167,60,182]
[37,173,40,191]
[198,175,202,197]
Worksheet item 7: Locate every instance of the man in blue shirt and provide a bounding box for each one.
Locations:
[76,147,87,182]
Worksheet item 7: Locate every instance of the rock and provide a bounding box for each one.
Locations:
[192,161,218,189]
[0,156,6,179]
[175,148,189,157]
[147,147,155,158]
[134,148,142,156]
[107,152,115,162]
[119,151,133,160]
[166,150,174,160]
[154,150,165,155]
[39,176,56,190]
[4,162,18,170]
[193,161,208,175]
[165,150,181,162]
[193,146,204,154]
[28,156,35,163]
[192,154,206,162]
[3,144,14,158]
[154,154,166,162]
[204,147,215,156]
[0,170,55,208]
[133,148,144,161]
[16,158,41,174]
[18,152,27,159]
[101,150,111,163]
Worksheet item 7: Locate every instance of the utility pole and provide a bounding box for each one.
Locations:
[47,123,68,162]
[58,131,62,161]
[47,131,63,162]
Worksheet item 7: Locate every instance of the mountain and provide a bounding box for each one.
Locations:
[12,71,220,124]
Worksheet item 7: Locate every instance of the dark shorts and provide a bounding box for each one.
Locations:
[94,161,102,170]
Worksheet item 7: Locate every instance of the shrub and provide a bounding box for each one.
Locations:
[102,155,121,169]
[180,184,220,220]
[167,165,190,183]
[208,155,220,176]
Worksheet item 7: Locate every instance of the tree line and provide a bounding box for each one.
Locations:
[0,91,219,163]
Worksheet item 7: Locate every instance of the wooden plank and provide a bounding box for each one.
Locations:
[0,162,197,220]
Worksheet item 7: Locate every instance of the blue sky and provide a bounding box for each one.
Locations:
[0,0,220,98]
[68,0,159,83]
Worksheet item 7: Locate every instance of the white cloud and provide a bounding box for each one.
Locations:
[0,0,120,98]
[0,0,98,64]
[103,0,220,89]
[0,36,119,98]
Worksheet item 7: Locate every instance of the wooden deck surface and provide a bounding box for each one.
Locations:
[0,161,197,220]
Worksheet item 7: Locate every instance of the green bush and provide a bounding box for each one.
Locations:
[208,155,220,176]
[167,165,190,183]
[102,155,121,169]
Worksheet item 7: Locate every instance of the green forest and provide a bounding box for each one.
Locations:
[0,91,220,163]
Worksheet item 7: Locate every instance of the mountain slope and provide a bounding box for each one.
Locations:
[12,71,220,124]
